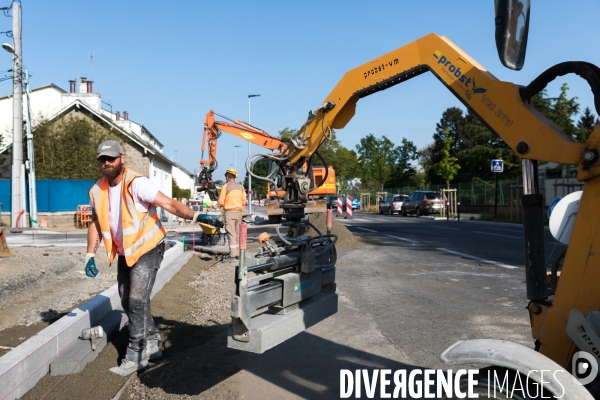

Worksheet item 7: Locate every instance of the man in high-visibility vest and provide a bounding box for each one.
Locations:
[85,140,208,376]
[218,168,247,262]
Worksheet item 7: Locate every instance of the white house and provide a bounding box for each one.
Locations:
[0,77,195,217]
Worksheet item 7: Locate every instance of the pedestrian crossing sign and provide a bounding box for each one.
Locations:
[491,159,504,173]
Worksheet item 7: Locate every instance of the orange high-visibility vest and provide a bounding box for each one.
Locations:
[89,166,166,266]
[218,181,247,211]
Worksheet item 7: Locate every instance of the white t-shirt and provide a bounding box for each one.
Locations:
[108,177,159,255]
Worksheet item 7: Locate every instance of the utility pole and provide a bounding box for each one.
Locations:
[24,68,37,227]
[10,1,23,228]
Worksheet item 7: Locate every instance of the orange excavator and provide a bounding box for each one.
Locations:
[200,110,336,222]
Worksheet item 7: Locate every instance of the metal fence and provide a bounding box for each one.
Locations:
[344,178,528,207]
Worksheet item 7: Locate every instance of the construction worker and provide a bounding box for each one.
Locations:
[85,140,206,376]
[218,168,247,262]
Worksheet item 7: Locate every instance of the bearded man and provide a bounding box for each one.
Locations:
[85,140,203,376]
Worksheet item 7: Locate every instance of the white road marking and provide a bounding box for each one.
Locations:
[386,235,419,243]
[435,226,460,230]
[356,227,378,233]
[473,231,521,239]
[437,248,518,269]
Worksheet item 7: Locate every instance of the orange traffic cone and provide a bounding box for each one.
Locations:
[0,227,13,257]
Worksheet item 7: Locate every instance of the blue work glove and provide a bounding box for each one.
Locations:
[84,253,98,278]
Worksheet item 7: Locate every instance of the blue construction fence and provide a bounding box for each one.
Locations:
[0,180,95,212]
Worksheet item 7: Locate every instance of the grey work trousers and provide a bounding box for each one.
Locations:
[224,210,242,257]
[117,241,164,361]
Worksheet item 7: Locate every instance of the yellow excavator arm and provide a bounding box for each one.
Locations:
[287,33,584,168]
[235,33,600,386]
[282,33,600,371]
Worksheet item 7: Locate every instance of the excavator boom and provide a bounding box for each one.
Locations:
[287,33,584,168]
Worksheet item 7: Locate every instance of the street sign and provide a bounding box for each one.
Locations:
[248,189,253,195]
[491,159,504,173]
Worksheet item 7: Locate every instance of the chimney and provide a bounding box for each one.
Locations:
[124,111,128,121]
[86,80,93,94]
[116,111,120,121]
[69,80,76,93]
[80,77,87,93]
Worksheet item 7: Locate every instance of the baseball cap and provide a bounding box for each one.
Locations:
[97,140,123,159]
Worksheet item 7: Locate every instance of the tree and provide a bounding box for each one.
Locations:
[427,107,464,183]
[310,129,359,182]
[386,138,418,187]
[432,133,460,188]
[355,134,397,190]
[549,83,580,139]
[455,110,521,181]
[575,107,599,143]
[172,178,191,200]
[32,115,111,180]
[418,142,436,183]
[278,127,297,140]
[243,157,268,197]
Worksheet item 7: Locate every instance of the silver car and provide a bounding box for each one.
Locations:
[379,194,409,215]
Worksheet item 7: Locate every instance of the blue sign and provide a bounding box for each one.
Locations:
[491,159,504,173]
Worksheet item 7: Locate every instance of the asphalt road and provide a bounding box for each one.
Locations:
[334,211,566,270]
[206,211,563,398]
[6,210,566,398]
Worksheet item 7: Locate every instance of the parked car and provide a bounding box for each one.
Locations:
[401,191,443,216]
[379,194,409,215]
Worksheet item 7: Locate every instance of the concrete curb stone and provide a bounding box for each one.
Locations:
[0,243,191,400]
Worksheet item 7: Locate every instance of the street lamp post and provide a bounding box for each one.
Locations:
[234,145,241,177]
[247,94,260,215]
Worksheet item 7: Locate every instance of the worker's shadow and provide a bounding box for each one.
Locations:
[120,316,425,399]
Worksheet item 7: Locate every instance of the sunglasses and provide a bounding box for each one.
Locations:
[98,155,121,164]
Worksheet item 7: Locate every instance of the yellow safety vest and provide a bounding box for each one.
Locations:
[89,166,166,266]
[218,182,247,211]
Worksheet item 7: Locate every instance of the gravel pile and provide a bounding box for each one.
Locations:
[307,212,363,249]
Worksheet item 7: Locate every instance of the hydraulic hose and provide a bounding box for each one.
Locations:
[519,61,600,116]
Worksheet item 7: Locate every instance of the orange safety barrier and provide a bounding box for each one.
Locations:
[77,205,93,228]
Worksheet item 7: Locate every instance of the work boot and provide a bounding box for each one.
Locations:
[145,339,163,361]
[109,356,148,376]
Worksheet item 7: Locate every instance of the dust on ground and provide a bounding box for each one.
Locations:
[2,218,366,399]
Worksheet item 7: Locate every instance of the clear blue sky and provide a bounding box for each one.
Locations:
[1,1,599,180]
